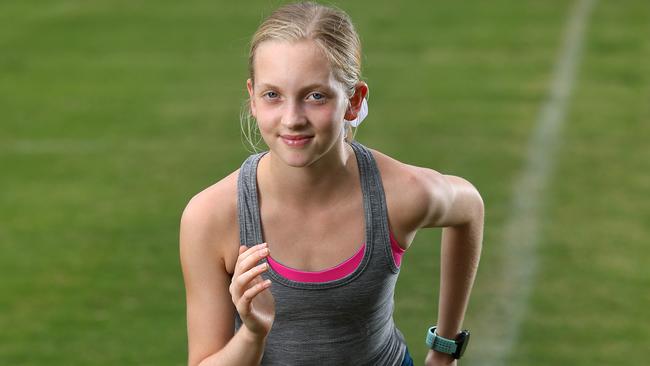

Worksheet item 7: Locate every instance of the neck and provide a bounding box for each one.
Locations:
[260,141,357,209]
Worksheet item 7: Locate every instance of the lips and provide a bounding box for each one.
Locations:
[280,134,313,147]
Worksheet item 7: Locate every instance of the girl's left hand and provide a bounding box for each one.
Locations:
[230,243,275,338]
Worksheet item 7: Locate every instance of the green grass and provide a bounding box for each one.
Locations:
[1,1,648,365]
[508,2,650,365]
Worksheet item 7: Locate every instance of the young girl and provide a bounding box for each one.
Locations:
[180,2,483,365]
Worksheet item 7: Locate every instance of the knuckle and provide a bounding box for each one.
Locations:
[240,271,252,282]
[241,292,251,302]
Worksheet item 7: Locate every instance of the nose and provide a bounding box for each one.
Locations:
[281,100,308,130]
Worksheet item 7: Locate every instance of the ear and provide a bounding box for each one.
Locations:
[246,78,256,117]
[344,82,369,121]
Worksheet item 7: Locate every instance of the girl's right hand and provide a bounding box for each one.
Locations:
[230,243,275,339]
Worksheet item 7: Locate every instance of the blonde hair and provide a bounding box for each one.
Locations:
[241,1,364,152]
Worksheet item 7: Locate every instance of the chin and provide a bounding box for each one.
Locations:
[277,150,318,168]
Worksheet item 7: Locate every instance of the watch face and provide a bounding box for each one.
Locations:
[455,331,470,359]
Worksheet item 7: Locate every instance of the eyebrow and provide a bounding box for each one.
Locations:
[255,82,335,94]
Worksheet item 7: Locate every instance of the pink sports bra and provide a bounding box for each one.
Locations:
[266,231,406,283]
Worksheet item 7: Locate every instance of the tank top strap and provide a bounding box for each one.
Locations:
[237,151,267,248]
[350,141,400,274]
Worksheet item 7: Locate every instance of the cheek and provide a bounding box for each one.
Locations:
[254,104,281,130]
[309,103,346,127]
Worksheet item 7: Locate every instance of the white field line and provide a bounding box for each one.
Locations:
[468,0,596,364]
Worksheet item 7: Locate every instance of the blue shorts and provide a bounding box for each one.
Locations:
[401,347,414,366]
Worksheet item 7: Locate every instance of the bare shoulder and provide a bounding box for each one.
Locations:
[368,149,441,234]
[368,147,483,235]
[180,169,241,274]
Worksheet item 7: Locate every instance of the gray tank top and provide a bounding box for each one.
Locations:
[236,141,407,365]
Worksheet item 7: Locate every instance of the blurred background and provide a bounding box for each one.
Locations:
[1,0,648,365]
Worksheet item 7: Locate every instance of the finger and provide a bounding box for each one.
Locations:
[234,262,269,292]
[231,262,268,300]
[234,244,266,273]
[233,243,267,278]
[237,243,268,264]
[235,245,270,276]
[237,279,272,316]
[230,258,269,301]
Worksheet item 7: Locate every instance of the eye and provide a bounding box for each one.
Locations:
[263,91,279,99]
[307,92,326,101]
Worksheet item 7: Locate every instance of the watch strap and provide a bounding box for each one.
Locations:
[426,327,458,354]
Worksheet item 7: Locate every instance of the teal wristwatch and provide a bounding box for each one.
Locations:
[425,326,470,359]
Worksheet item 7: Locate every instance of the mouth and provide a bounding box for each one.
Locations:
[280,134,314,147]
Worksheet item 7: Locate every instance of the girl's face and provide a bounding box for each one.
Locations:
[247,40,356,168]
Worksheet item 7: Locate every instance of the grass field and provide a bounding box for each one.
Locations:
[1,1,648,365]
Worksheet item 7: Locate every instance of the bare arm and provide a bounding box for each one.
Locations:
[180,189,274,366]
[419,171,484,365]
